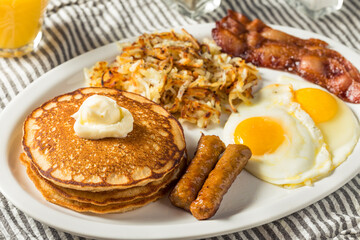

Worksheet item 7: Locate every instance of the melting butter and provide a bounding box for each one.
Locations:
[72,95,133,139]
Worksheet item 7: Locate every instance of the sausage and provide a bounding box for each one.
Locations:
[169,134,225,211]
[190,144,251,220]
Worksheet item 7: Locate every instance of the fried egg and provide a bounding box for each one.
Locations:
[279,76,360,167]
[223,84,332,187]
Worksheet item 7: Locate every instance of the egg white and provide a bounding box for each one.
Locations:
[223,84,332,187]
[278,76,360,167]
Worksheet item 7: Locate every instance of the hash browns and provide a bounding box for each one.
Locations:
[85,29,259,128]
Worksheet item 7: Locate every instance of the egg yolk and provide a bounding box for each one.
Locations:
[234,117,285,156]
[295,88,338,123]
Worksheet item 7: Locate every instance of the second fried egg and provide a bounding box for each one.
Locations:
[279,76,360,168]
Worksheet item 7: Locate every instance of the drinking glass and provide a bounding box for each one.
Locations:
[168,0,222,19]
[287,0,343,18]
[0,0,48,58]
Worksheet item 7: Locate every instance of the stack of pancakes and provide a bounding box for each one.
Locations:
[21,88,186,213]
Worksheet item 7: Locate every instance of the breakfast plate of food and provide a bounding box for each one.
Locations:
[0,11,360,239]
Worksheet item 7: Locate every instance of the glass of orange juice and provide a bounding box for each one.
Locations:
[0,0,48,58]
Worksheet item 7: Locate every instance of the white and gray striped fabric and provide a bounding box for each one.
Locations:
[1,0,359,239]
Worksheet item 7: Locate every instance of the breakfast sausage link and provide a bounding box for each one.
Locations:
[169,134,226,211]
[190,144,251,220]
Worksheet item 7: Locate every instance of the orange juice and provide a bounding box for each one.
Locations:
[0,0,47,50]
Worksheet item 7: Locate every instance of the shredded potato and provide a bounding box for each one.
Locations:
[85,29,259,128]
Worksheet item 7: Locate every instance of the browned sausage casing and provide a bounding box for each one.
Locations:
[169,134,225,211]
[190,144,251,220]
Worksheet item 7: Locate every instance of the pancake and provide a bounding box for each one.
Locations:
[21,155,168,214]
[22,87,186,191]
[20,153,186,206]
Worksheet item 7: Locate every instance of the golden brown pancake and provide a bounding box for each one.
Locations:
[22,87,186,191]
[20,153,186,206]
[21,155,168,213]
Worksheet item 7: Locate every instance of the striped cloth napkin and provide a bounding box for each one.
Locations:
[0,0,359,239]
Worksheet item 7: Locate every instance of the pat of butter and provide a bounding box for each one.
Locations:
[72,95,133,139]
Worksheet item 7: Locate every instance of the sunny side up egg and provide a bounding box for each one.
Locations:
[279,76,360,168]
[223,77,359,188]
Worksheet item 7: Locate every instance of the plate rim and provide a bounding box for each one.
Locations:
[0,22,360,240]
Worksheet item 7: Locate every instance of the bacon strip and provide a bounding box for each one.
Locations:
[212,10,360,103]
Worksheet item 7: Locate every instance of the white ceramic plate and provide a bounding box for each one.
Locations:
[1,23,360,240]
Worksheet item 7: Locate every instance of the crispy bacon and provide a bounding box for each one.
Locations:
[212,10,360,103]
